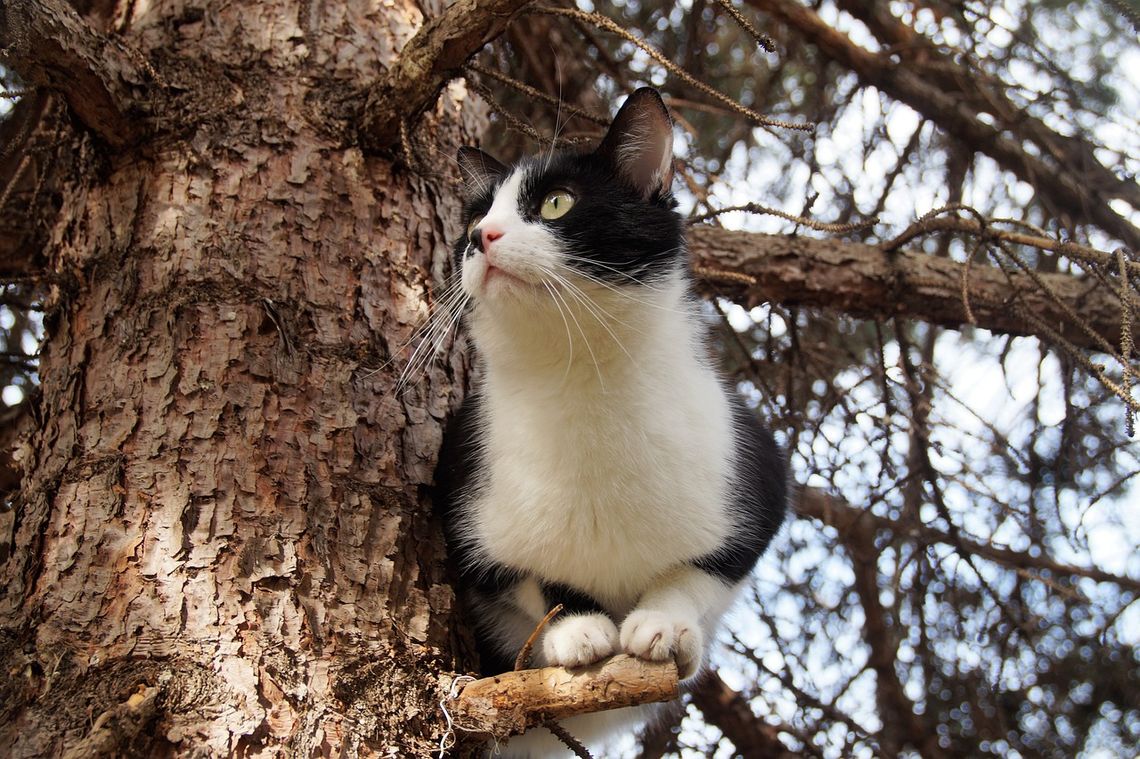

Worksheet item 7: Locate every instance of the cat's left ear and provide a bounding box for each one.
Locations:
[595,87,675,198]
[456,146,508,197]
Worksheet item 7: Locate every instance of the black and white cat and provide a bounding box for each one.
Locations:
[434,88,787,756]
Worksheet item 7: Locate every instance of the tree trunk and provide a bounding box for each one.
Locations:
[0,0,483,754]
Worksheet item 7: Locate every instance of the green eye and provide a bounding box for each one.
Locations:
[540,190,575,220]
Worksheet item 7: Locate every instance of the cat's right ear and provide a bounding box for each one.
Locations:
[457,147,508,198]
[595,87,675,199]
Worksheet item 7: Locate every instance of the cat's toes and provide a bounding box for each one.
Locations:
[619,609,704,679]
[541,613,619,669]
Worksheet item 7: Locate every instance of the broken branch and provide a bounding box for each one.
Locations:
[451,655,679,740]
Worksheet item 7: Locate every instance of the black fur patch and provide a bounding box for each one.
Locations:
[689,399,788,582]
[450,151,684,285]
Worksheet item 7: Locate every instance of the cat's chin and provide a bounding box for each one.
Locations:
[473,265,539,300]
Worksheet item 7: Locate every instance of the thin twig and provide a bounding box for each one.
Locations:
[688,201,876,233]
[533,6,812,132]
[466,79,591,146]
[693,264,757,286]
[514,604,564,671]
[713,0,776,52]
[1116,247,1135,436]
[545,720,594,759]
[466,63,609,127]
[885,215,1140,277]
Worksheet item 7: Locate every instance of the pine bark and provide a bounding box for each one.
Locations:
[0,0,484,755]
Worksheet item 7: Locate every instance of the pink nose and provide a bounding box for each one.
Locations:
[480,228,504,251]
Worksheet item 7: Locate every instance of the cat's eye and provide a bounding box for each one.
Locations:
[466,214,485,241]
[540,190,575,220]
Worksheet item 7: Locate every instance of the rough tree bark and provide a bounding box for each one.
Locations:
[0,0,485,754]
[2,1,1134,756]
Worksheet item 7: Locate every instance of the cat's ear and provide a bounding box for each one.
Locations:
[456,147,508,197]
[595,87,675,198]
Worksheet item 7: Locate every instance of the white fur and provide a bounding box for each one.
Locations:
[459,168,743,756]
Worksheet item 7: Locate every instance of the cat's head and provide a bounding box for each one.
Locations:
[452,88,684,306]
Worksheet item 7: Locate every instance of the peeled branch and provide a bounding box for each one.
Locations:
[450,655,680,739]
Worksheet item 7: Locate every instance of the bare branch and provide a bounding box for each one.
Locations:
[796,488,1140,596]
[359,0,536,150]
[689,226,1138,355]
[748,0,1140,251]
[689,670,797,758]
[451,655,678,740]
[885,217,1140,277]
[535,6,811,133]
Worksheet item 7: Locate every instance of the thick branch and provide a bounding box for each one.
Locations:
[689,670,796,759]
[452,655,678,739]
[690,226,1136,355]
[748,0,1140,251]
[360,0,535,150]
[0,0,152,149]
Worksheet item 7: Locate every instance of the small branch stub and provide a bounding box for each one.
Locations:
[452,655,680,739]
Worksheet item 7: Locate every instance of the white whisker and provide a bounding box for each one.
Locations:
[542,268,637,364]
[546,275,605,391]
[382,277,470,388]
[540,279,576,384]
[549,258,695,318]
[395,291,469,391]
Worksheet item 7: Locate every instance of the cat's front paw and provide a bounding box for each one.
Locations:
[619,609,703,679]
[542,612,620,669]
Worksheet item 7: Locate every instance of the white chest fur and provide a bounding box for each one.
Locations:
[461,273,735,609]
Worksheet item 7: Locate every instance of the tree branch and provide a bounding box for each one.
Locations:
[359,0,535,150]
[451,655,678,740]
[747,0,1140,251]
[0,0,153,149]
[689,226,1137,356]
[836,492,944,758]
[689,670,797,758]
[835,0,1140,213]
[795,487,1140,596]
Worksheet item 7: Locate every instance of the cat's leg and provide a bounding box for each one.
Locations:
[536,581,619,669]
[620,566,740,679]
[472,577,619,671]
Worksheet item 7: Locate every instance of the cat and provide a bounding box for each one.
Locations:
[433,87,787,757]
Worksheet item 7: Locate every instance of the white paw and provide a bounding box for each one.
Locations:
[619,609,703,679]
[542,613,619,669]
